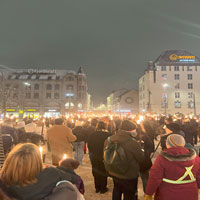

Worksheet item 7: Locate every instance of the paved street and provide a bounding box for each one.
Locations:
[45,151,144,200]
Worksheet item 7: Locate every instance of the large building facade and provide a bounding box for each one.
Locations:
[139,50,200,115]
[0,67,88,118]
[107,89,139,113]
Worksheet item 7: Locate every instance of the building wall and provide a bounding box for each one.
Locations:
[0,68,88,117]
[139,50,200,115]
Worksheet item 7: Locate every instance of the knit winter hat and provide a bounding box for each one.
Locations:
[166,123,181,132]
[166,134,185,148]
[120,120,137,131]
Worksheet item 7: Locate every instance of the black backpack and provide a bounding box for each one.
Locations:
[103,137,130,175]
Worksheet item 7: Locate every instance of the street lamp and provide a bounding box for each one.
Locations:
[162,83,169,115]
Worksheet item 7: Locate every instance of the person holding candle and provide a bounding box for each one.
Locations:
[0,143,83,200]
[47,118,77,165]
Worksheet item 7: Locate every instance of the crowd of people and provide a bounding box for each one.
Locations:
[0,114,200,199]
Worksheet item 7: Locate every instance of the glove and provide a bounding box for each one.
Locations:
[144,194,153,200]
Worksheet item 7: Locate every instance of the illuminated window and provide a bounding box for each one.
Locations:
[65,102,74,109]
[78,103,82,109]
[188,101,194,108]
[162,74,167,80]
[174,101,181,108]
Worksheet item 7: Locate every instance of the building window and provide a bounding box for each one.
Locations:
[78,103,82,109]
[188,92,193,98]
[175,83,180,89]
[175,92,180,98]
[161,100,168,108]
[187,66,192,71]
[65,102,74,109]
[46,93,51,99]
[34,84,39,90]
[46,84,52,90]
[162,74,167,80]
[13,93,18,99]
[66,85,73,91]
[174,101,181,108]
[54,93,60,99]
[162,93,167,98]
[55,84,60,90]
[26,85,31,90]
[174,66,179,71]
[161,66,166,71]
[188,83,193,89]
[174,74,180,80]
[34,93,39,99]
[78,93,81,99]
[188,101,194,108]
[67,76,74,81]
[187,74,192,80]
[25,93,31,99]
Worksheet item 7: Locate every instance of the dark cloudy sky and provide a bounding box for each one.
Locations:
[1,0,200,104]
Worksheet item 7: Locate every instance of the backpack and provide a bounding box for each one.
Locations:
[103,137,130,175]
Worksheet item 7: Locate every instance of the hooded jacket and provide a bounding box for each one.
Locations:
[104,129,144,179]
[8,167,78,200]
[145,147,200,200]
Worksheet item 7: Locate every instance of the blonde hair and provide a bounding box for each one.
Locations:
[1,143,43,186]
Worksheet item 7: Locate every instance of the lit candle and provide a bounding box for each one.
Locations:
[39,146,43,158]
[63,154,67,159]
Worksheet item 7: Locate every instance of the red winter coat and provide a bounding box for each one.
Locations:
[145,147,200,200]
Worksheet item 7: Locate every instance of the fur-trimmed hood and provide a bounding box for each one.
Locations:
[161,147,196,162]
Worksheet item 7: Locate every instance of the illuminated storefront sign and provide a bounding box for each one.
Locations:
[26,109,37,112]
[169,54,195,62]
[6,109,16,112]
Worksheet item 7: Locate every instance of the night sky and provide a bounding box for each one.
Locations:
[1,0,200,104]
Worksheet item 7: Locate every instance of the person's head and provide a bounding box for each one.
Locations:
[55,118,64,125]
[165,116,173,124]
[120,120,137,132]
[59,158,80,170]
[165,123,181,134]
[96,121,108,131]
[1,143,43,186]
[91,118,98,127]
[166,134,185,149]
